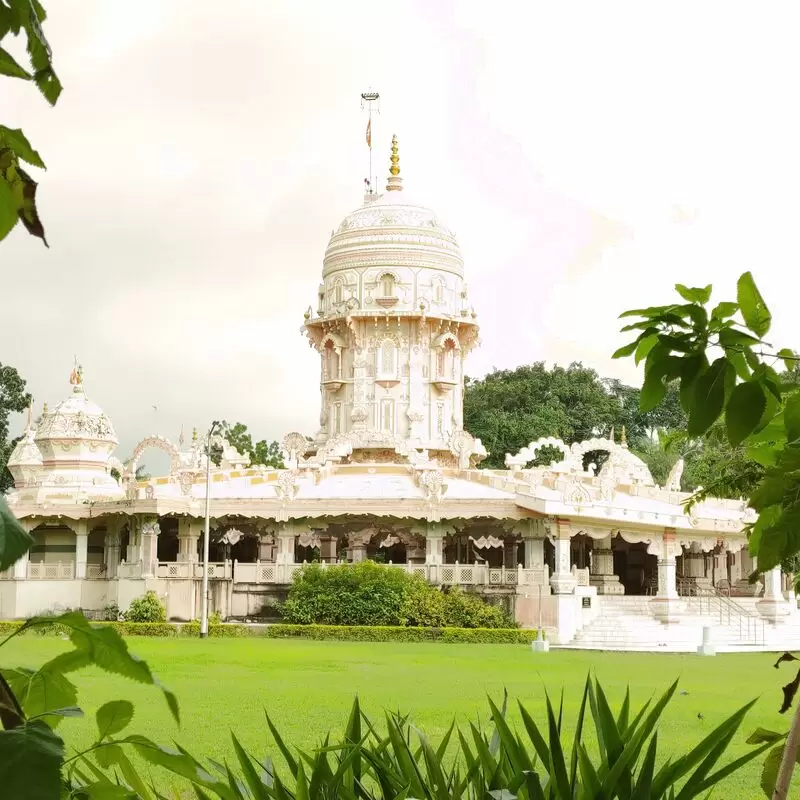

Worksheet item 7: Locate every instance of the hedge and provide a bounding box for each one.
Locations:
[0,620,542,644]
[263,625,542,644]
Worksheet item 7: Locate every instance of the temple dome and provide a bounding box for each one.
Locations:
[322,192,464,279]
[35,384,118,444]
[6,426,43,487]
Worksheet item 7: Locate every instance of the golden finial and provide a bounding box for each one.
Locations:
[621,425,628,447]
[386,134,403,192]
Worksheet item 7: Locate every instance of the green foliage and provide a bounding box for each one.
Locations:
[63,678,764,800]
[615,274,800,571]
[0,360,31,493]
[283,562,514,628]
[264,624,539,643]
[0,495,31,570]
[212,420,286,468]
[463,362,686,469]
[0,0,61,246]
[123,590,166,623]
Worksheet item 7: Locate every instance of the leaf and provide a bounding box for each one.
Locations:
[711,301,738,321]
[0,126,45,168]
[778,348,798,371]
[0,720,64,800]
[14,164,48,246]
[719,327,762,348]
[0,496,33,571]
[780,668,800,714]
[761,744,783,798]
[785,392,800,442]
[726,380,767,446]
[746,728,786,745]
[675,284,712,304]
[687,357,732,436]
[15,612,179,724]
[612,340,638,359]
[635,334,660,366]
[0,45,32,79]
[96,700,134,740]
[0,178,18,240]
[0,664,79,730]
[737,271,771,337]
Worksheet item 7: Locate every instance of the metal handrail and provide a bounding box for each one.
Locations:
[687,586,765,646]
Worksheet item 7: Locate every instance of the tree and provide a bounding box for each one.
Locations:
[1,0,61,246]
[463,361,687,469]
[216,421,285,469]
[0,362,31,493]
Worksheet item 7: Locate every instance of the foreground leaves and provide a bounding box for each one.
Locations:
[0,495,32,571]
[614,274,800,571]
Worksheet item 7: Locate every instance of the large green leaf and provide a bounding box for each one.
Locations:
[737,271,771,337]
[0,45,31,78]
[96,700,134,740]
[1,666,79,729]
[785,392,800,443]
[0,720,64,800]
[687,358,731,436]
[0,178,18,240]
[14,613,180,723]
[0,126,46,167]
[675,284,712,304]
[726,380,767,446]
[0,497,33,571]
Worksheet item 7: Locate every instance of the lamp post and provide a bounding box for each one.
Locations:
[200,420,222,638]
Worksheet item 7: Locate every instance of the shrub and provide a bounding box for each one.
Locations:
[123,590,166,623]
[283,562,514,628]
[102,602,120,621]
[264,624,538,644]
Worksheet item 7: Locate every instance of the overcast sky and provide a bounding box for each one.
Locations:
[3,1,800,468]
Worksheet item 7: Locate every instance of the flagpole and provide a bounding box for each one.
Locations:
[361,89,379,194]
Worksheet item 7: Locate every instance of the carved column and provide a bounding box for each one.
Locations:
[73,520,89,580]
[757,567,792,622]
[177,518,201,563]
[104,521,121,579]
[650,529,681,623]
[321,535,338,563]
[425,522,444,566]
[275,526,296,566]
[503,538,518,568]
[126,519,142,564]
[140,518,160,577]
[523,537,544,570]
[549,518,576,595]
[589,534,623,595]
[12,518,36,578]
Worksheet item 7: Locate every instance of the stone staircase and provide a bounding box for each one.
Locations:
[560,595,800,653]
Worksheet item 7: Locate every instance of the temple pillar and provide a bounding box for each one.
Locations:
[589,535,623,595]
[503,539,517,568]
[523,537,544,570]
[126,520,142,564]
[104,523,121,579]
[757,567,792,622]
[139,518,160,577]
[73,520,89,579]
[650,528,681,623]
[321,536,338,563]
[425,524,444,565]
[177,519,201,563]
[275,527,296,565]
[682,541,712,593]
[549,518,576,595]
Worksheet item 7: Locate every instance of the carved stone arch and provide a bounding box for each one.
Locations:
[431,331,460,351]
[129,435,181,477]
[505,437,572,469]
[320,331,347,350]
[371,268,401,285]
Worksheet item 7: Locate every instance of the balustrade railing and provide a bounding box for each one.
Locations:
[229,560,551,587]
[27,561,75,580]
[86,563,107,580]
[155,561,231,579]
[687,586,766,646]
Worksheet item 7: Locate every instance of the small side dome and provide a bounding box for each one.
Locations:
[7,425,43,488]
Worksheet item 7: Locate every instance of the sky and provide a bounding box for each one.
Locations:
[3,1,800,470]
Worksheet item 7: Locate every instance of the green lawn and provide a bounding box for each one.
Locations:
[2,637,789,798]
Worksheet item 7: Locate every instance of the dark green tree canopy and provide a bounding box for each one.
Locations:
[463,361,685,470]
[215,421,285,469]
[0,361,31,493]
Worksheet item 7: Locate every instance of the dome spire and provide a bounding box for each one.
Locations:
[386,134,403,192]
[69,356,84,392]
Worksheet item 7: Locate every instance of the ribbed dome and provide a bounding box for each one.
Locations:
[322,193,464,279]
[35,385,118,444]
[8,429,43,467]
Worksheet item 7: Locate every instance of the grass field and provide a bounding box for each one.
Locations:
[2,637,790,798]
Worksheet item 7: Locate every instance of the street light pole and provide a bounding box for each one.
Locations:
[200,420,221,638]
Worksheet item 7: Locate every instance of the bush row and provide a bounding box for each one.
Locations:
[283,562,515,628]
[0,619,540,643]
[263,624,541,644]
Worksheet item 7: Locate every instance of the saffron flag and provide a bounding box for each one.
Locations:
[366,117,372,148]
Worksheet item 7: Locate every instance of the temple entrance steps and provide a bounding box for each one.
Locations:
[559,596,796,653]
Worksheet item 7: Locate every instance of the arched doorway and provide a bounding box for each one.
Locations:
[613,535,658,595]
